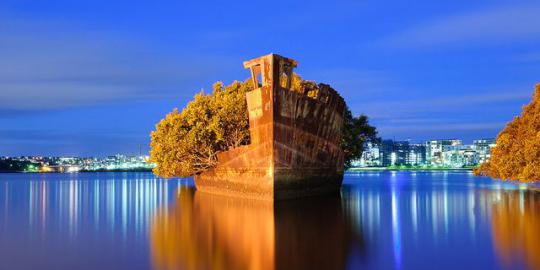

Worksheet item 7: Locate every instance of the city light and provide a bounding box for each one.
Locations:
[0,155,156,173]
[357,138,496,169]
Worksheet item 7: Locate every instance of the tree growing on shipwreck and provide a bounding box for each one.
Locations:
[150,80,252,177]
[150,54,377,198]
[475,84,540,182]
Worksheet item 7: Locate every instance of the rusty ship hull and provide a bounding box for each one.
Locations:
[194,54,345,200]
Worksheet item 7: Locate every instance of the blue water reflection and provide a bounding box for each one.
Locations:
[0,173,183,270]
[342,171,533,270]
[0,171,538,270]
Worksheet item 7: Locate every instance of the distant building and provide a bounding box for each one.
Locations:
[408,144,426,165]
[358,142,382,167]
[473,138,496,164]
[378,140,410,166]
[425,139,462,165]
[354,137,496,168]
[392,141,410,166]
[379,140,394,166]
[442,145,479,168]
[380,140,393,166]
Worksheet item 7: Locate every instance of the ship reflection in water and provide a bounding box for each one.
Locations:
[150,188,363,270]
[1,172,540,269]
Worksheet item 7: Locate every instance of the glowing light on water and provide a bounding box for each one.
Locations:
[391,186,402,270]
[391,174,402,270]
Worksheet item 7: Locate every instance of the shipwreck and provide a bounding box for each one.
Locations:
[194,54,346,200]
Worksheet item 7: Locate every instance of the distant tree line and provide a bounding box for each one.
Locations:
[0,159,38,172]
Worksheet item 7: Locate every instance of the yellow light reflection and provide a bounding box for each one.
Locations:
[491,191,540,270]
[151,188,360,270]
[151,187,275,270]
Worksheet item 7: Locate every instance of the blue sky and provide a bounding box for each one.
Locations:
[1,0,539,156]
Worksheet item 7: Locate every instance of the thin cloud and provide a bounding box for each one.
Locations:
[0,128,146,156]
[351,86,530,140]
[0,83,139,110]
[0,128,141,143]
[358,87,532,120]
[307,68,398,108]
[0,17,234,111]
[376,121,506,142]
[381,5,540,48]
[380,122,506,133]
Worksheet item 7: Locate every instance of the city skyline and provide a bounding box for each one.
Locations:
[0,138,496,173]
[1,136,494,158]
[2,136,496,172]
[1,0,540,156]
[357,138,496,168]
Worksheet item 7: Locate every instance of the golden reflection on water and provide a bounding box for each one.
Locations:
[491,190,540,270]
[150,187,360,270]
[151,187,275,270]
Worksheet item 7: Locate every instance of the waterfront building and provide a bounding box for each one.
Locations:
[360,140,426,167]
[425,139,462,165]
[380,140,393,166]
[442,145,479,168]
[408,144,426,165]
[0,155,155,172]
[358,142,382,167]
[392,141,410,166]
[379,140,411,166]
[473,139,496,164]
[356,138,494,168]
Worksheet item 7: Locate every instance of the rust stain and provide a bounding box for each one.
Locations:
[246,90,263,120]
[194,54,345,200]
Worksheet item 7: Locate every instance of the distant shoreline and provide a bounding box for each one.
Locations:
[0,169,153,174]
[1,168,474,174]
[347,167,474,172]
[2,168,475,173]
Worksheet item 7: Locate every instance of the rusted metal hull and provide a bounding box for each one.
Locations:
[195,54,345,200]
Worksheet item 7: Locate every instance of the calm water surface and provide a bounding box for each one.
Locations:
[0,172,538,270]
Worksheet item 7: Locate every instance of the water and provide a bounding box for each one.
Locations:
[0,171,538,270]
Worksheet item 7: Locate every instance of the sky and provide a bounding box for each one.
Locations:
[1,0,540,156]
